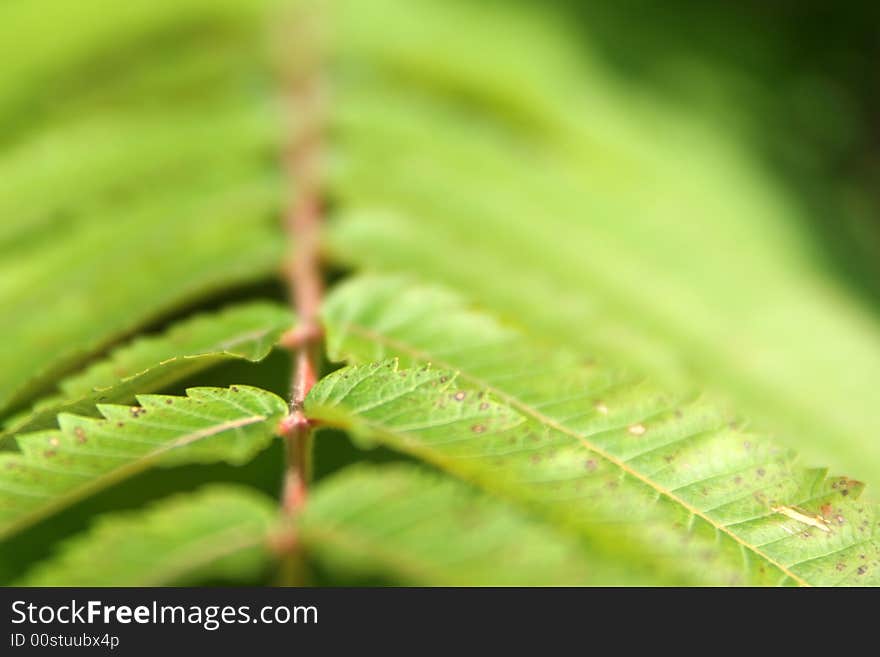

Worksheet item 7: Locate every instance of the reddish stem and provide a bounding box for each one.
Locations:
[279,27,325,517]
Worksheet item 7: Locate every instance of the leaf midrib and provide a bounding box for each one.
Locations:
[336,320,809,587]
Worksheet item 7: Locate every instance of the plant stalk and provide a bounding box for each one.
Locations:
[278,9,326,521]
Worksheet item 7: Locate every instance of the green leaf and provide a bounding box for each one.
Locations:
[310,275,880,586]
[2,302,293,443]
[325,0,880,485]
[300,464,661,586]
[0,0,271,134]
[1,105,278,252]
[0,385,286,541]
[0,0,285,418]
[0,160,284,422]
[15,485,277,586]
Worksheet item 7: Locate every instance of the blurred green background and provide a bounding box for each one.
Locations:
[562,0,880,304]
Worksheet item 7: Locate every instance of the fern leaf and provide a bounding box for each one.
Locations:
[2,302,293,443]
[299,464,661,586]
[325,0,880,484]
[15,485,276,586]
[0,0,285,417]
[309,275,880,586]
[0,385,286,540]
[0,172,284,420]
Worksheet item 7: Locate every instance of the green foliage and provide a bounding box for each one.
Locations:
[1,0,879,586]
[312,276,879,585]
[15,486,277,586]
[298,464,650,585]
[0,0,285,417]
[2,302,293,443]
[326,0,880,484]
[0,386,287,541]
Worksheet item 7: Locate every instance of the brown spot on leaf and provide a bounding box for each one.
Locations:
[584,459,597,472]
[471,424,486,434]
[74,428,86,444]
